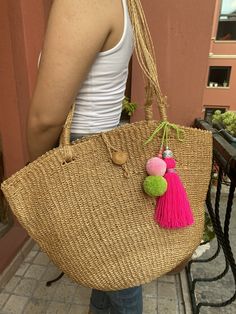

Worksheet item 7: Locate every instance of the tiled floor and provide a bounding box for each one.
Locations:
[187,187,236,314]
[0,243,186,314]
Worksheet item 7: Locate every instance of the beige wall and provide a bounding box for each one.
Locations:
[131,0,216,126]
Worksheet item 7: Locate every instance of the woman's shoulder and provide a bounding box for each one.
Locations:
[51,0,114,15]
[49,0,115,35]
[48,0,114,41]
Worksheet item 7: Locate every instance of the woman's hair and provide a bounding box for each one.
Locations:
[127,0,167,120]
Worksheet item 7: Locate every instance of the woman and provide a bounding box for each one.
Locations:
[27,0,142,313]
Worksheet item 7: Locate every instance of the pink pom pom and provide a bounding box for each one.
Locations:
[146,157,166,176]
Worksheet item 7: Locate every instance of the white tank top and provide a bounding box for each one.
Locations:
[70,0,134,136]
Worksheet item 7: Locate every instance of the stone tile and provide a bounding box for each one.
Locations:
[14,278,38,297]
[40,266,62,282]
[143,297,157,314]
[0,292,10,308]
[158,282,178,300]
[4,277,21,293]
[69,304,88,314]
[200,304,236,314]
[175,274,186,314]
[33,282,58,301]
[46,301,71,313]
[60,274,77,286]
[72,286,91,305]
[15,262,30,277]
[143,280,158,298]
[24,264,45,280]
[158,274,176,283]
[157,298,178,314]
[179,190,236,314]
[196,275,234,298]
[33,252,50,266]
[32,243,40,251]
[2,295,28,314]
[179,270,192,314]
[53,283,76,303]
[23,298,49,314]
[49,260,56,266]
[24,250,38,263]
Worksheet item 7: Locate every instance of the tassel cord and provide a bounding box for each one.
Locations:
[144,121,166,145]
[145,121,185,152]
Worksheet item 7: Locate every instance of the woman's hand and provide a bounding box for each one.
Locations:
[27,0,112,161]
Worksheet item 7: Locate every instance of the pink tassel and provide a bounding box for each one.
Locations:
[155,157,194,229]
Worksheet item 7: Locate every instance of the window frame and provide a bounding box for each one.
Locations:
[207,66,231,88]
[216,0,236,41]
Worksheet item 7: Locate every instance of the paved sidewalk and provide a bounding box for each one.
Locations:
[0,242,186,314]
[186,186,236,314]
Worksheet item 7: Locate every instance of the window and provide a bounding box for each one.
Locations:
[208,66,231,87]
[216,0,236,40]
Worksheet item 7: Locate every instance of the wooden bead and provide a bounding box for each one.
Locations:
[112,151,128,165]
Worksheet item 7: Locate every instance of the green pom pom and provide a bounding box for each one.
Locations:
[143,176,167,197]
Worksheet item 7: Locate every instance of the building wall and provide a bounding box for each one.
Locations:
[0,0,51,274]
[203,0,236,113]
[203,58,236,111]
[131,0,216,126]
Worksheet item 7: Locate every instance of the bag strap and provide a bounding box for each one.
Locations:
[59,94,167,147]
[59,103,76,147]
[127,0,168,122]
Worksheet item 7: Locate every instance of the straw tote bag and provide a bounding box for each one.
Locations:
[1,99,212,290]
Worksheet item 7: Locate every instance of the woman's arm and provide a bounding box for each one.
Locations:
[27,0,112,161]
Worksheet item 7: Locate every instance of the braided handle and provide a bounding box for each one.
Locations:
[59,103,76,147]
[144,85,168,121]
[60,93,168,147]
[128,0,168,122]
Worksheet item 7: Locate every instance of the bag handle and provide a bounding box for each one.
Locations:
[59,96,167,148]
[127,0,169,122]
[59,103,76,147]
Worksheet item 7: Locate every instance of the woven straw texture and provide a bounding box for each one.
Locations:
[1,120,212,290]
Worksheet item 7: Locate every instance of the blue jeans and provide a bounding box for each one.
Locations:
[90,287,143,314]
[70,132,143,313]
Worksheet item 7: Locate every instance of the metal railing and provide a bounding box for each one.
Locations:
[186,119,236,313]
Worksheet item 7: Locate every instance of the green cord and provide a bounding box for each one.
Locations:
[160,123,167,151]
[144,121,166,145]
[144,121,185,151]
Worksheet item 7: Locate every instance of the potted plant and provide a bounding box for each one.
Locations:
[212,110,236,147]
[120,97,138,123]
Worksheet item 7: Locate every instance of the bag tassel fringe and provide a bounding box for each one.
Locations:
[154,150,194,229]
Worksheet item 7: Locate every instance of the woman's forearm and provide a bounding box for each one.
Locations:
[25,0,111,163]
[27,123,62,162]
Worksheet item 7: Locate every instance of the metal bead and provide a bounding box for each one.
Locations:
[162,148,173,158]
